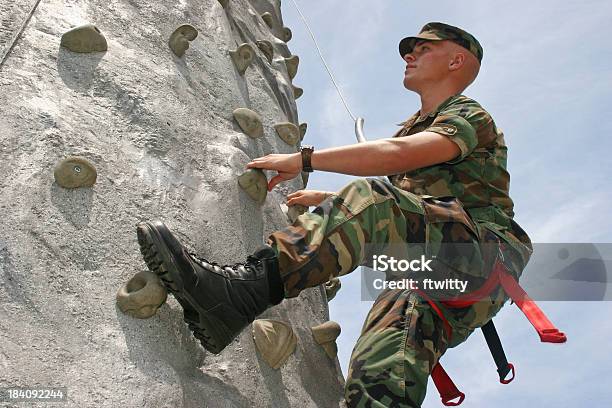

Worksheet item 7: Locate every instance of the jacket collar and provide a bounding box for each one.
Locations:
[396,94,462,127]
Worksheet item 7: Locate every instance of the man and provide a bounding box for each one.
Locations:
[136,22,532,407]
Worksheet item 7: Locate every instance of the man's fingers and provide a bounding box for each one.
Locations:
[287,191,303,198]
[246,160,263,169]
[247,160,271,170]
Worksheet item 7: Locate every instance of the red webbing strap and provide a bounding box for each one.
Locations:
[441,262,503,309]
[431,363,466,406]
[415,291,464,405]
[498,268,567,343]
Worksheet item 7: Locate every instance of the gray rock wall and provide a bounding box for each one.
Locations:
[0,0,345,406]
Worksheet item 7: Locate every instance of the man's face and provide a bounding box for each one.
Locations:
[402,40,450,92]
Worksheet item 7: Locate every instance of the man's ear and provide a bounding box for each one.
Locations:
[448,52,466,71]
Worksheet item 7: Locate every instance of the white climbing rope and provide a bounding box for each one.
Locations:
[0,0,44,70]
[288,0,366,143]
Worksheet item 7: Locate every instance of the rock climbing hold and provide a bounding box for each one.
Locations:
[168,24,198,57]
[60,24,107,53]
[256,40,274,63]
[292,85,303,100]
[261,12,274,29]
[253,319,297,369]
[311,321,341,359]
[325,277,341,302]
[282,27,292,42]
[230,43,254,75]
[299,123,307,141]
[287,205,308,223]
[233,107,264,138]
[53,156,97,189]
[116,271,168,319]
[274,122,300,146]
[284,55,299,80]
[301,171,309,188]
[238,168,267,204]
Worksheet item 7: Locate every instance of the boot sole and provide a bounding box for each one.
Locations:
[136,221,226,354]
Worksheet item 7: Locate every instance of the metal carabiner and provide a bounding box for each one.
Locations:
[355,117,366,143]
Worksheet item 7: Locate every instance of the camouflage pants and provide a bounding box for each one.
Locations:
[266,178,511,408]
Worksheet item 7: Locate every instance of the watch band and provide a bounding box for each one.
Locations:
[301,145,314,172]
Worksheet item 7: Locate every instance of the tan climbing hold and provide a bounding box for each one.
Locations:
[284,55,299,80]
[169,24,198,57]
[311,321,341,359]
[54,156,97,189]
[292,85,303,100]
[301,171,309,188]
[287,205,308,223]
[60,24,107,53]
[116,271,168,319]
[282,27,292,42]
[230,43,254,75]
[261,12,274,29]
[299,123,307,141]
[233,108,264,138]
[253,319,297,369]
[274,122,300,146]
[325,277,341,302]
[238,169,267,204]
[256,40,274,63]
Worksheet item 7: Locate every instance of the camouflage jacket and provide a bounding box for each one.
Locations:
[388,94,532,264]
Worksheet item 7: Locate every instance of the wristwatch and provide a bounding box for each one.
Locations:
[300,145,314,172]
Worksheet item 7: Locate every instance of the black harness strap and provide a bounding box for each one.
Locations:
[481,320,515,383]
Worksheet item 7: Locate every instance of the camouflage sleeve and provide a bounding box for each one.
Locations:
[425,99,488,164]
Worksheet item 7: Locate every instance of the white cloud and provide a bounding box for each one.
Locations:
[520,191,612,243]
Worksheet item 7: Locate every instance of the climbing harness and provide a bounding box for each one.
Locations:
[0,0,44,70]
[288,0,366,143]
[417,239,567,406]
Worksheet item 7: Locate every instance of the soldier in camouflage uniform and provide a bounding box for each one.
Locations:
[137,22,532,407]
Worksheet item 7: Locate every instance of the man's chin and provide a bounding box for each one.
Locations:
[403,77,416,91]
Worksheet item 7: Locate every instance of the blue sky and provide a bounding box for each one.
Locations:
[279,1,612,406]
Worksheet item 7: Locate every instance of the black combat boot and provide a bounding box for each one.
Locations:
[136,220,285,354]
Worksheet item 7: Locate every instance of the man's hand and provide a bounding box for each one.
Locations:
[246,152,302,191]
[287,190,334,207]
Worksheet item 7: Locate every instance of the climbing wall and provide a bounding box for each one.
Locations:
[0,0,345,406]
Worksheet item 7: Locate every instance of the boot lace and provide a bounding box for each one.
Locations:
[187,251,217,268]
[187,251,258,270]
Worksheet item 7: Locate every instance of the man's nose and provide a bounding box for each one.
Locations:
[403,53,415,63]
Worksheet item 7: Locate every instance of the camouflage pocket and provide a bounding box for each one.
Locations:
[421,196,485,282]
[422,196,479,238]
[477,221,532,280]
